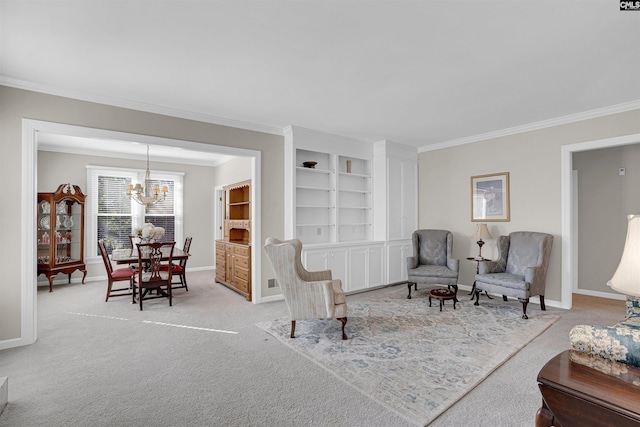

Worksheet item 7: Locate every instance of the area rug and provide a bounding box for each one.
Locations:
[256,290,560,426]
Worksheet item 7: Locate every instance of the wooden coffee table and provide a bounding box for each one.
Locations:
[536,350,640,427]
[429,288,456,311]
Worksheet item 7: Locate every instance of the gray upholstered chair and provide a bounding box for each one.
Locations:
[406,229,459,300]
[474,231,553,319]
[264,237,348,340]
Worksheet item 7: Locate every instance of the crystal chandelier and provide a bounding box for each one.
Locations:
[126,145,168,208]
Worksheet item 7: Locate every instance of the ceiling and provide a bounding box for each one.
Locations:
[1,1,639,157]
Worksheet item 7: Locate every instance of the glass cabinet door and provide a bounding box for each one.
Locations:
[54,199,81,265]
[37,200,51,265]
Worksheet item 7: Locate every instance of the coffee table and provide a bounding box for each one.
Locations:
[429,288,456,311]
[536,350,640,427]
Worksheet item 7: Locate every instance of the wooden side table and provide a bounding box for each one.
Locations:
[429,288,456,311]
[536,350,640,427]
[466,257,493,300]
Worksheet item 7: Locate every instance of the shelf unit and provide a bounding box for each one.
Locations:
[37,183,87,292]
[216,179,252,301]
[295,149,372,244]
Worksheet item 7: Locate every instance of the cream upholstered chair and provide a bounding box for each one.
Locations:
[264,237,348,340]
[474,231,553,319]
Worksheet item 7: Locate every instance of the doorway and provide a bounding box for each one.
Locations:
[19,119,262,347]
[561,132,640,309]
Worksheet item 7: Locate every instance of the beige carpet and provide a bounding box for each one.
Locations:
[257,291,560,426]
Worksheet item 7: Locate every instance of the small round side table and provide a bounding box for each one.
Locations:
[429,288,456,311]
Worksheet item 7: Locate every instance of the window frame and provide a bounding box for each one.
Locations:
[86,165,184,263]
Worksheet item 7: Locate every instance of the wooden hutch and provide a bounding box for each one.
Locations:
[215,179,251,300]
[37,183,87,292]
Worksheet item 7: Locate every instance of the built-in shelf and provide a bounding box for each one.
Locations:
[293,148,372,244]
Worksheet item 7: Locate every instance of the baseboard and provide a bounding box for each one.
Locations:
[574,289,626,300]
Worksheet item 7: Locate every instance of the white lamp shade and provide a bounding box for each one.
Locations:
[608,214,640,297]
[472,223,492,240]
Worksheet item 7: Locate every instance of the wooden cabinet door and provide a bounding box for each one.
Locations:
[367,245,384,288]
[387,242,411,284]
[327,248,348,287]
[303,249,329,272]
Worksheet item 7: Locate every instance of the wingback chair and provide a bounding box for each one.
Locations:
[474,231,553,319]
[264,237,348,340]
[406,229,459,300]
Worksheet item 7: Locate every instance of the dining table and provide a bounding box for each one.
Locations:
[111,247,190,265]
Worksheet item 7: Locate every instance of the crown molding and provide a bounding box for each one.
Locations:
[0,76,284,137]
[419,100,640,152]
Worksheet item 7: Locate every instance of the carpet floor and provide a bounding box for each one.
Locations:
[0,271,626,426]
[257,291,559,426]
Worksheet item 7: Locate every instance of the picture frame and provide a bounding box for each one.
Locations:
[471,172,510,222]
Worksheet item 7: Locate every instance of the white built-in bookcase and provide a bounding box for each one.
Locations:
[295,148,372,244]
[284,127,417,294]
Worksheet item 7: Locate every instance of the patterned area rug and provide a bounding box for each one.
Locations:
[256,289,560,426]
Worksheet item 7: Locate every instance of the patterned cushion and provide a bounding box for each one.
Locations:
[570,296,640,367]
[474,273,528,290]
[627,296,640,317]
[505,232,545,276]
[416,230,449,266]
[408,265,458,279]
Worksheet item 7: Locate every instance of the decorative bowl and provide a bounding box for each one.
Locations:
[302,161,317,168]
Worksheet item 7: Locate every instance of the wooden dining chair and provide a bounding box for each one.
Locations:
[98,239,135,302]
[160,236,192,291]
[133,241,175,311]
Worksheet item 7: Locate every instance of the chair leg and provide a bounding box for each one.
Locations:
[519,298,529,319]
[407,282,415,299]
[168,283,172,307]
[290,320,296,338]
[338,317,348,340]
[474,290,480,306]
[105,280,112,302]
[540,295,546,311]
[449,284,459,302]
[503,295,508,301]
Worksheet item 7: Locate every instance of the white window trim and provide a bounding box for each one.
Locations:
[86,165,184,264]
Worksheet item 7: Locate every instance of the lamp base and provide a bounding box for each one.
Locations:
[476,239,485,259]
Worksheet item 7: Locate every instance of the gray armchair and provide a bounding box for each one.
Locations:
[406,229,459,300]
[474,231,553,319]
[264,237,348,340]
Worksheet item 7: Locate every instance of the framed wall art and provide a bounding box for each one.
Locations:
[471,172,510,222]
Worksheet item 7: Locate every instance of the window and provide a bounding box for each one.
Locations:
[87,166,184,259]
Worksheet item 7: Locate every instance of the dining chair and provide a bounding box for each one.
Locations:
[160,236,192,291]
[98,239,135,302]
[127,235,141,272]
[133,241,176,310]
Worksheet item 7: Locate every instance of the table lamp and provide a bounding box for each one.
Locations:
[608,214,640,297]
[471,223,492,259]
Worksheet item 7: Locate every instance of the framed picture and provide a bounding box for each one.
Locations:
[471,172,510,222]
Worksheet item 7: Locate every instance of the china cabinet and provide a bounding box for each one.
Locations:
[216,180,252,300]
[37,183,86,292]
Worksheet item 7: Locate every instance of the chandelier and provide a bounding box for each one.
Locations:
[126,145,168,208]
